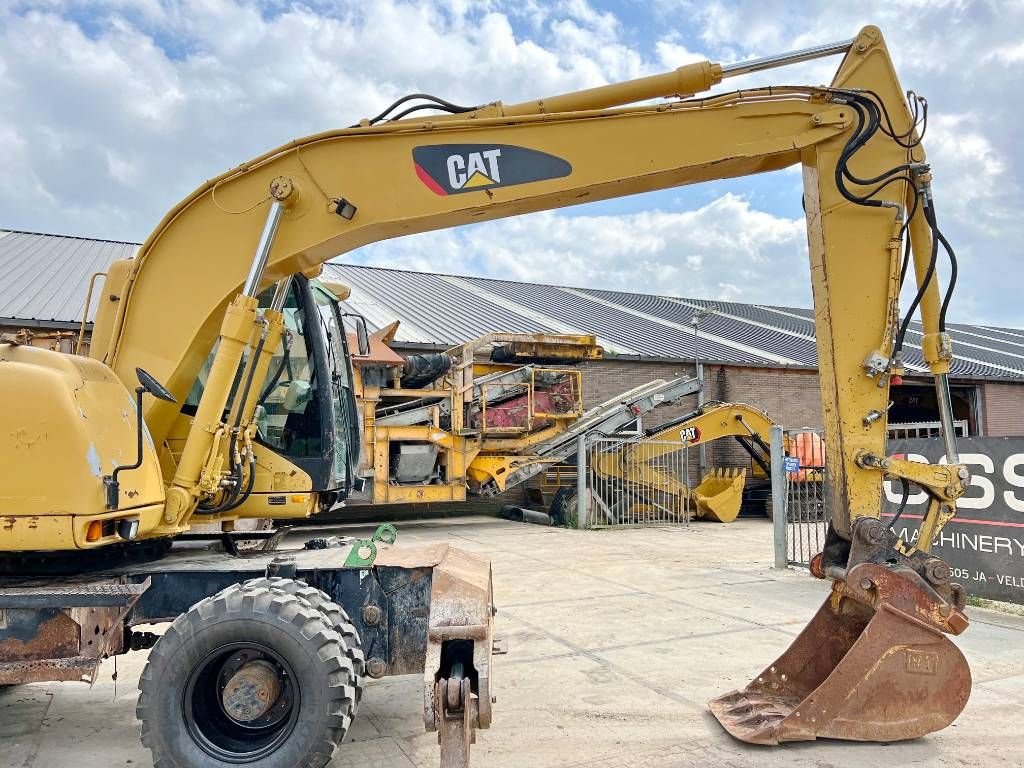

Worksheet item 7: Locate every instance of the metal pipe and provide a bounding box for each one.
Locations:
[242,201,285,298]
[269,275,293,311]
[721,38,855,78]
[576,433,587,530]
[76,271,107,355]
[770,425,787,569]
[935,374,960,463]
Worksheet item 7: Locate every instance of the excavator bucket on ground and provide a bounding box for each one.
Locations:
[709,562,971,744]
[691,468,747,523]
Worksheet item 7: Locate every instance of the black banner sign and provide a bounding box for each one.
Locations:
[885,437,1024,604]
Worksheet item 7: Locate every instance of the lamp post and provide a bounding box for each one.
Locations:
[690,306,718,477]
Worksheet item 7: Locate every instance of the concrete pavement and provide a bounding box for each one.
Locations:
[3,516,1023,768]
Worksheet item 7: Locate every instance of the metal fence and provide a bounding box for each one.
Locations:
[771,421,972,569]
[581,436,693,527]
[887,420,969,440]
[770,427,829,568]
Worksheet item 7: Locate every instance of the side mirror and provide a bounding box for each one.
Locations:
[136,367,177,402]
[341,313,371,356]
[354,316,370,356]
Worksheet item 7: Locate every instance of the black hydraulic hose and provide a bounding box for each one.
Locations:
[232,333,267,430]
[890,477,911,531]
[893,199,941,359]
[258,336,292,406]
[835,97,915,202]
[858,88,928,146]
[385,102,469,122]
[935,225,958,332]
[364,92,477,125]
[218,450,257,513]
[899,231,913,290]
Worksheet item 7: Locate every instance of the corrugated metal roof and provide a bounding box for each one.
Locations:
[324,264,1024,380]
[0,229,137,324]
[1,229,1022,381]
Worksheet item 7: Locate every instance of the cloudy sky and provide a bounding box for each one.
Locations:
[1,1,1020,324]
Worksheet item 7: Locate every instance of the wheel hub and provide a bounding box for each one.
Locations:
[222,659,282,723]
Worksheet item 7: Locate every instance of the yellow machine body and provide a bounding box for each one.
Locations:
[0,344,168,549]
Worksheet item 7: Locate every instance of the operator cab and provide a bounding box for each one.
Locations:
[184,274,363,509]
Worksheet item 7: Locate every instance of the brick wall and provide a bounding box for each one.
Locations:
[983,381,1024,437]
[578,359,828,477]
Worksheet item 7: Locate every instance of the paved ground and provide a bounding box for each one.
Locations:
[3,516,1024,768]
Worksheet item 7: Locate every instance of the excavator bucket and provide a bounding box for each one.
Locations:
[709,562,971,744]
[691,468,746,523]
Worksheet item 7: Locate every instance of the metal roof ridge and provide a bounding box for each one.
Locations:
[0,228,141,247]
[903,320,1024,358]
[900,340,1022,376]
[666,296,816,343]
[436,275,641,356]
[560,286,796,365]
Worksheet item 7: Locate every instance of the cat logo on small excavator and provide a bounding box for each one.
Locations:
[680,426,702,443]
[413,144,572,195]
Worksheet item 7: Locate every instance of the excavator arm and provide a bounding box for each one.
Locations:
[79,25,971,743]
[592,402,775,522]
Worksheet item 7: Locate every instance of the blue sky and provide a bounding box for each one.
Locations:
[1,1,1020,325]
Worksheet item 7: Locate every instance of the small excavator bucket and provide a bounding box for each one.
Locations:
[709,563,971,744]
[691,468,746,523]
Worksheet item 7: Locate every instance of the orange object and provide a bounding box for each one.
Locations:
[86,520,103,542]
[790,431,825,481]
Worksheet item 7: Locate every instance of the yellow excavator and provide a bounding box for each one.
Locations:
[0,23,972,765]
[587,402,775,524]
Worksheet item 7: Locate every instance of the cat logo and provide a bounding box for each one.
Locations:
[447,149,502,190]
[413,143,572,196]
[679,426,702,444]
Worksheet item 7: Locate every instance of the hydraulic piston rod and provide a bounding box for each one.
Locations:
[721,38,856,78]
[242,201,285,297]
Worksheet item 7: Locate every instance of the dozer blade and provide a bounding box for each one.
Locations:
[709,562,971,744]
[691,468,746,523]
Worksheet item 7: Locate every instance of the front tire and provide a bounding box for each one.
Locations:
[240,577,365,703]
[138,584,356,768]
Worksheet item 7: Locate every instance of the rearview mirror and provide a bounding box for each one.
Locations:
[341,313,370,356]
[136,367,177,403]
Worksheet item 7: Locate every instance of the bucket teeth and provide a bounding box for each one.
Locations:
[691,467,747,523]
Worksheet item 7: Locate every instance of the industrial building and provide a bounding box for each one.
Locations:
[4,226,1024,443]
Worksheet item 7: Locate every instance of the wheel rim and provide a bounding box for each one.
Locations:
[183,641,300,763]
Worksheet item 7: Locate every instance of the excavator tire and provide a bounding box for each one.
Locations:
[138,584,357,768]
[241,577,365,703]
[549,486,578,527]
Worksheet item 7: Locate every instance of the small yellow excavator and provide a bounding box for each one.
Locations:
[588,402,775,524]
[0,24,972,765]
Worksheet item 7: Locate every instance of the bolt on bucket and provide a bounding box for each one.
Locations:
[709,561,971,744]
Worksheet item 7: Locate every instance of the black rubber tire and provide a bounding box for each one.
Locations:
[549,486,578,527]
[137,584,357,768]
[241,577,365,703]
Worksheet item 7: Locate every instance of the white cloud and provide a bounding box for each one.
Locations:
[1,0,1022,327]
[348,193,809,306]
